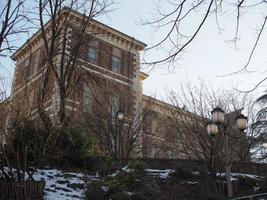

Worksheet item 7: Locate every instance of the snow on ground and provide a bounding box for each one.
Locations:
[216,172,261,180]
[37,167,174,199]
[2,167,262,199]
[145,169,175,178]
[33,169,98,200]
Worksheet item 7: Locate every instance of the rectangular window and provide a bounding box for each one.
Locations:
[111,56,121,73]
[111,48,121,73]
[83,85,93,112]
[24,58,30,79]
[29,90,34,108]
[33,50,40,75]
[151,145,156,158]
[109,95,119,118]
[167,151,172,159]
[88,47,97,64]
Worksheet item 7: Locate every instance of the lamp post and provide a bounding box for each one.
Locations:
[117,111,124,121]
[117,111,124,164]
[207,107,248,198]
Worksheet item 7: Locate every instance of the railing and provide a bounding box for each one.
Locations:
[231,193,267,200]
[0,181,45,200]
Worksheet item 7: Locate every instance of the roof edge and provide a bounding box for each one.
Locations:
[11,8,147,60]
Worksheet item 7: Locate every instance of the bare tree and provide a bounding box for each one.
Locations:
[142,0,267,76]
[35,0,112,130]
[0,0,28,57]
[166,81,253,171]
[248,93,267,161]
[165,81,257,195]
[81,80,153,164]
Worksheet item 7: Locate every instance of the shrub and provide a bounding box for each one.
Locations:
[128,160,147,174]
[237,176,257,187]
[132,178,161,200]
[171,167,193,179]
[55,127,93,166]
[5,116,45,166]
[107,171,134,193]
[97,158,118,176]
[85,181,107,200]
[110,192,131,200]
[204,196,225,200]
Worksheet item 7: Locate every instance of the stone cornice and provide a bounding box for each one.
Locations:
[11,9,147,61]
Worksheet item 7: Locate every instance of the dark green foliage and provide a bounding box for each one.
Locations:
[54,127,93,166]
[110,192,131,200]
[85,181,107,200]
[96,158,117,176]
[128,160,147,174]
[171,167,193,179]
[85,160,162,200]
[204,196,225,200]
[237,176,257,187]
[2,116,50,182]
[6,117,45,166]
[131,178,160,200]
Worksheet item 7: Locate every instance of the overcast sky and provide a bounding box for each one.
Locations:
[97,0,267,100]
[2,0,267,100]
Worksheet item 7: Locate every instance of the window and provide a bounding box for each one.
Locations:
[88,47,97,64]
[33,50,40,74]
[109,95,119,118]
[83,85,93,112]
[151,120,157,134]
[151,145,156,158]
[28,90,34,109]
[24,58,30,79]
[111,48,121,73]
[167,151,172,159]
[112,56,121,73]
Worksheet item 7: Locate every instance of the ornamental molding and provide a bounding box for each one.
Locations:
[11,9,146,61]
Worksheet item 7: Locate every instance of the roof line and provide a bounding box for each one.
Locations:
[11,8,147,60]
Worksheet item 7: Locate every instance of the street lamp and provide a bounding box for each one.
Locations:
[207,107,248,198]
[117,111,124,121]
[207,123,219,137]
[235,114,248,131]
[211,107,225,124]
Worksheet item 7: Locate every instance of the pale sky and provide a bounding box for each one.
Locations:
[97,0,267,99]
[2,0,267,99]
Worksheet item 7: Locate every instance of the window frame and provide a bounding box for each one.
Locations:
[83,85,93,112]
[88,47,98,64]
[111,55,121,73]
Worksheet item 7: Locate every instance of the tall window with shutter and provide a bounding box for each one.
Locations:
[83,85,93,112]
[111,48,121,73]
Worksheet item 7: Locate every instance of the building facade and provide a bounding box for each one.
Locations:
[6,9,246,161]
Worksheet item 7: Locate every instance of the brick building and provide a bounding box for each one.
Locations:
[5,9,246,161]
[8,9,182,159]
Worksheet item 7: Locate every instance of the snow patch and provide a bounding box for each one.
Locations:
[145,169,175,178]
[32,169,96,200]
